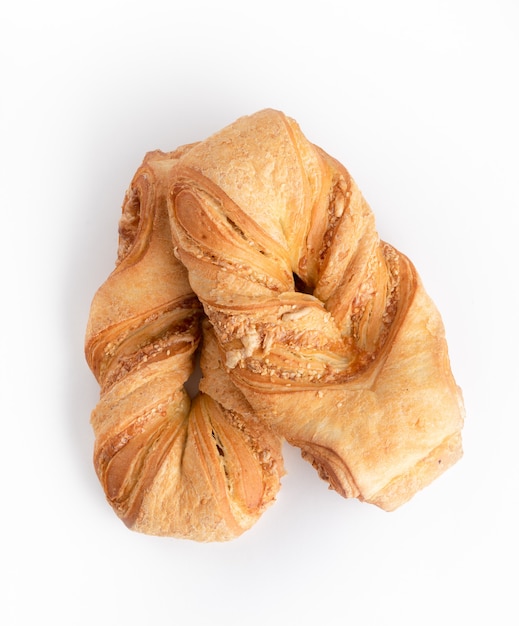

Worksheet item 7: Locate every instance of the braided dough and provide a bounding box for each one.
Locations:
[85,109,464,540]
[85,148,284,541]
[167,109,464,512]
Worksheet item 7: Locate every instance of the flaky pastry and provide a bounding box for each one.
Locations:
[85,149,284,541]
[168,109,464,511]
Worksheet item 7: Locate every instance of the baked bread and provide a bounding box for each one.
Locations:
[85,148,284,541]
[168,109,464,511]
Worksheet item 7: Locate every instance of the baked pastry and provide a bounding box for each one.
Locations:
[168,109,464,511]
[85,148,284,541]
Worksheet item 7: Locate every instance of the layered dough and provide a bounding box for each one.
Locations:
[85,148,284,541]
[85,109,464,540]
[167,109,464,512]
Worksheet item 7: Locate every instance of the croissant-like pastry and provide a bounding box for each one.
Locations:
[85,149,284,541]
[168,109,464,511]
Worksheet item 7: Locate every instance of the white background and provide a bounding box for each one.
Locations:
[2,1,518,624]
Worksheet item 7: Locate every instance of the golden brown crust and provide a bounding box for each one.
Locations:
[85,149,284,541]
[167,109,464,511]
[85,109,464,540]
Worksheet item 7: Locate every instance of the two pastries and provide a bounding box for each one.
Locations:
[85,109,464,541]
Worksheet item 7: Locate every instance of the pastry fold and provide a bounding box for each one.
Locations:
[168,109,464,511]
[85,149,283,541]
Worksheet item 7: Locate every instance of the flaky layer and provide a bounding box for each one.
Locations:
[85,149,284,541]
[168,109,464,510]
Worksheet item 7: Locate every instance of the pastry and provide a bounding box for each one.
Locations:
[85,148,284,540]
[168,109,464,511]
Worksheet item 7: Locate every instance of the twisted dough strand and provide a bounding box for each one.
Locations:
[85,149,283,541]
[168,109,464,511]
